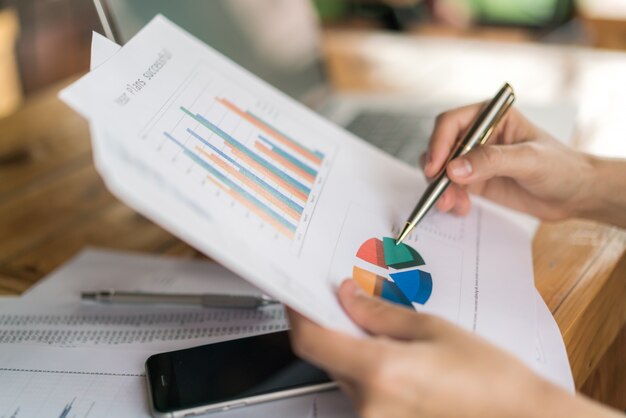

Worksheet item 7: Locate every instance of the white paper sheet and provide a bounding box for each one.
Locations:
[0,345,150,418]
[0,249,570,417]
[90,31,121,68]
[531,292,575,392]
[0,344,355,418]
[58,17,539,368]
[0,249,288,350]
[0,247,353,416]
[21,247,268,303]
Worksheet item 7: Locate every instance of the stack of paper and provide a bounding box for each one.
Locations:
[0,249,356,417]
[0,15,574,416]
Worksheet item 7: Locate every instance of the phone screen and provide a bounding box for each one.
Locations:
[146,331,332,413]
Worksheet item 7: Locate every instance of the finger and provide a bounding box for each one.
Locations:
[435,185,460,213]
[286,308,375,380]
[338,280,439,341]
[427,104,537,179]
[419,151,428,172]
[451,187,471,216]
[436,185,472,215]
[425,104,482,178]
[447,142,540,185]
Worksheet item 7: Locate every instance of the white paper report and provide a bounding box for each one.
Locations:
[60,16,536,361]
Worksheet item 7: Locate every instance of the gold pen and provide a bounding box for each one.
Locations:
[396,83,515,245]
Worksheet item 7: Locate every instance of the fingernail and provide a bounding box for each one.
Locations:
[450,159,472,178]
[424,150,433,173]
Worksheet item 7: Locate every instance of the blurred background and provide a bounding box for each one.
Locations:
[0,0,625,120]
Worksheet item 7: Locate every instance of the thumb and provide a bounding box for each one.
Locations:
[338,279,440,341]
[447,143,539,185]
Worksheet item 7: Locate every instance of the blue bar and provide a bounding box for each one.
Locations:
[186,128,303,213]
[180,107,311,195]
[246,111,325,160]
[164,132,296,232]
[258,135,318,178]
[58,401,73,418]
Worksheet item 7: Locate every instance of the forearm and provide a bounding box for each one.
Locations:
[576,156,626,228]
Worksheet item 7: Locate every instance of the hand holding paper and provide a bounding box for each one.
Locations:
[62,16,541,366]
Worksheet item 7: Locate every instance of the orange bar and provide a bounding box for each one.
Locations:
[195,147,301,221]
[227,145,309,202]
[205,175,295,239]
[254,141,315,183]
[216,97,322,166]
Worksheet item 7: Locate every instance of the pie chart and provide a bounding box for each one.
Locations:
[353,237,432,308]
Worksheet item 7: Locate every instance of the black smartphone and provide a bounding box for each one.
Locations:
[145,331,336,417]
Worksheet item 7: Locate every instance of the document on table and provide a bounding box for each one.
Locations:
[60,17,537,363]
[0,249,354,418]
[0,247,571,417]
[0,343,355,418]
[0,249,288,350]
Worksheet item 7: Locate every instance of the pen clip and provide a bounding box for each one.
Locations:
[434,83,515,177]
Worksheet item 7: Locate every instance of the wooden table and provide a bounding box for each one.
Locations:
[1,30,625,408]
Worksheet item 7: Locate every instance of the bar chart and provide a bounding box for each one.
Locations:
[150,65,333,248]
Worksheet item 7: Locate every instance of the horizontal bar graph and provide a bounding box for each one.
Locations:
[205,176,296,239]
[187,129,304,213]
[216,97,324,165]
[59,401,73,418]
[181,107,311,195]
[165,96,327,240]
[229,147,309,202]
[195,147,302,221]
[164,132,296,238]
[258,135,318,177]
[254,141,316,183]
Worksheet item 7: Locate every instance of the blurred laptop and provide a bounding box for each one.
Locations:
[93,0,575,166]
[93,0,440,165]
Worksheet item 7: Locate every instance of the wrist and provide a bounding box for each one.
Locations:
[521,373,570,418]
[518,368,623,418]
[560,152,597,220]
[573,155,626,227]
[539,386,623,418]
[535,382,570,418]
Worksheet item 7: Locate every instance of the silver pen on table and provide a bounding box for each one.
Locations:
[396,82,516,245]
[81,290,280,309]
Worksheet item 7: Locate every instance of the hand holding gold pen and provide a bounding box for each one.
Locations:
[396,83,515,244]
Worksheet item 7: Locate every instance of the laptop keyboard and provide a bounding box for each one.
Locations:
[345,111,433,161]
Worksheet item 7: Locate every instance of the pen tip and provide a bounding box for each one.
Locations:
[395,225,411,246]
